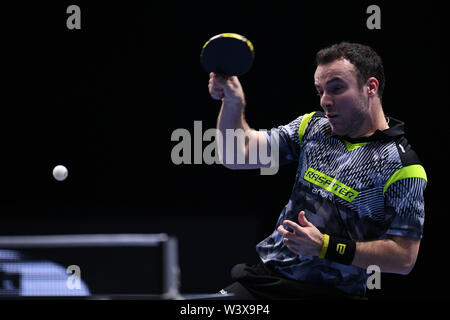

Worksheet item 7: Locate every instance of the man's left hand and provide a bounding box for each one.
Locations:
[277,211,324,257]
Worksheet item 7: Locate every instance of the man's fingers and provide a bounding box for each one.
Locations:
[298,211,312,227]
[210,88,224,100]
[277,225,288,236]
[285,242,301,254]
[211,73,227,87]
[277,225,296,238]
[278,225,299,244]
[211,93,224,100]
[208,73,244,103]
[283,220,304,235]
[209,79,226,93]
[209,74,225,100]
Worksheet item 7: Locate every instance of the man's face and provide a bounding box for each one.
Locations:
[314,59,369,137]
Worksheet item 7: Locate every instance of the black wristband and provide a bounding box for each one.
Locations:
[323,235,356,265]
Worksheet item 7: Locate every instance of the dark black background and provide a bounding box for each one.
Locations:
[0,1,448,299]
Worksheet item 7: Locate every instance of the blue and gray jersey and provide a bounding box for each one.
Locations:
[256,111,427,296]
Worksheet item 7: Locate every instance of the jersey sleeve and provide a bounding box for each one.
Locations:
[263,112,315,166]
[264,116,302,166]
[384,175,427,239]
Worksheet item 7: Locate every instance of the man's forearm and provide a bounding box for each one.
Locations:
[217,99,249,133]
[279,213,421,276]
[352,237,420,275]
[217,99,251,167]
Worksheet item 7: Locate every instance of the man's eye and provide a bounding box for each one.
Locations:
[332,86,344,94]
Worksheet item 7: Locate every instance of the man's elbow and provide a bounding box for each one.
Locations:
[218,150,267,170]
[397,254,417,275]
[220,162,265,170]
[221,163,244,170]
[218,154,246,170]
[387,236,420,275]
[217,147,246,170]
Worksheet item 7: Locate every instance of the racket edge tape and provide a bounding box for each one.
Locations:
[202,33,254,52]
[200,33,255,76]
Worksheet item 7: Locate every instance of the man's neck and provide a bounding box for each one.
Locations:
[351,102,388,138]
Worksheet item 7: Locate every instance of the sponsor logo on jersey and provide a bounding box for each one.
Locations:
[304,167,359,203]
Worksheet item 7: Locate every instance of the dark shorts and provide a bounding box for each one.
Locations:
[223,261,366,300]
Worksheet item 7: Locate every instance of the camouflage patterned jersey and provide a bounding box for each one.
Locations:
[256,111,427,296]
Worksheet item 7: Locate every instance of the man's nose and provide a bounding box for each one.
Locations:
[320,92,334,110]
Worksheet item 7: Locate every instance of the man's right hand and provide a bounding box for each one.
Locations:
[208,72,245,105]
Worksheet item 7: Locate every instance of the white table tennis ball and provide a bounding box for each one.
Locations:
[53,165,68,181]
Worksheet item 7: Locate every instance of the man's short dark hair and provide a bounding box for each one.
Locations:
[316,42,385,101]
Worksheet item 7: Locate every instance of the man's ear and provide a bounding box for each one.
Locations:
[366,77,379,97]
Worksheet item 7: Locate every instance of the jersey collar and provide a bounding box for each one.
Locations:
[330,116,405,143]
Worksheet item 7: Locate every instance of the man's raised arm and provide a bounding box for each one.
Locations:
[208,72,270,169]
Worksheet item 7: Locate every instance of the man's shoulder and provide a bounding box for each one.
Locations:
[311,110,326,119]
[296,111,328,130]
[301,111,329,136]
[300,110,327,123]
[392,136,423,168]
[292,111,329,145]
[391,137,427,193]
[280,111,327,141]
[381,135,427,194]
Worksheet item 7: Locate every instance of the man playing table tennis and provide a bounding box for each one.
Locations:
[208,42,427,299]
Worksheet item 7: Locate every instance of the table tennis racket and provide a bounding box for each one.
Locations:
[200,33,254,77]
